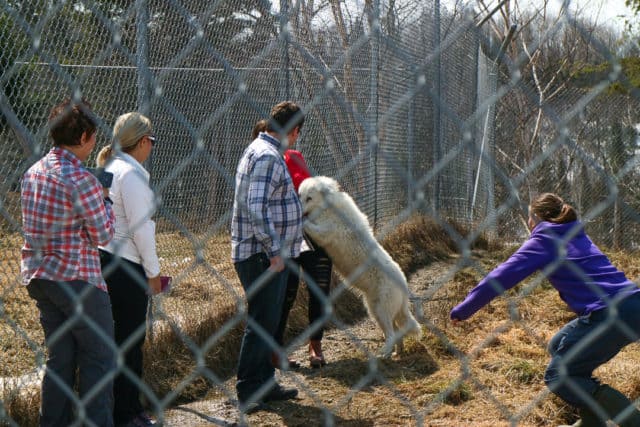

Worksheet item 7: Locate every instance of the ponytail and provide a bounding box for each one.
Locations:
[251,119,268,140]
[551,203,577,224]
[96,145,113,167]
[530,193,578,224]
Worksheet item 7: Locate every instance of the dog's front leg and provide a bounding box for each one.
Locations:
[303,219,332,237]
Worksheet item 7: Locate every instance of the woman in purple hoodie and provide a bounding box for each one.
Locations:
[450,193,640,427]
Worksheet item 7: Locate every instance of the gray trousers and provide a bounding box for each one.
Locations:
[27,279,115,427]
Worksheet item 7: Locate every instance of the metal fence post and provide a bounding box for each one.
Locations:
[280,0,291,100]
[136,0,155,341]
[136,0,150,116]
[432,0,442,215]
[369,0,380,229]
[408,98,415,209]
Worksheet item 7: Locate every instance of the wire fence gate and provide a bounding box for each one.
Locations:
[2,0,640,425]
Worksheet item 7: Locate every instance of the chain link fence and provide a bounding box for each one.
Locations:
[2,0,640,425]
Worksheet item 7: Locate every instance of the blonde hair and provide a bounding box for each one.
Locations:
[97,112,152,166]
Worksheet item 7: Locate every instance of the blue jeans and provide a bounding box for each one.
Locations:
[27,279,116,427]
[234,253,289,403]
[544,292,640,406]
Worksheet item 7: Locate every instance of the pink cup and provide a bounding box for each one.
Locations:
[160,276,172,293]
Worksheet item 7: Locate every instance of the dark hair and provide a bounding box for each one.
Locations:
[48,98,97,146]
[266,101,304,134]
[251,119,268,140]
[530,193,578,224]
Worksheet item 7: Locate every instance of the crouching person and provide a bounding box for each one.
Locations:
[450,193,640,427]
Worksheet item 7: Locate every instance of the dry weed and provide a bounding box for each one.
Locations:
[3,216,640,427]
[1,385,40,427]
[381,215,489,277]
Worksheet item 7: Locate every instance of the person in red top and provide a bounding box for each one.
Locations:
[252,119,334,368]
[21,98,116,427]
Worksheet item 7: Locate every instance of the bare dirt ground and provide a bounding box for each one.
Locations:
[161,260,536,427]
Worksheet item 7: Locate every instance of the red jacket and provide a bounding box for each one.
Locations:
[284,149,311,192]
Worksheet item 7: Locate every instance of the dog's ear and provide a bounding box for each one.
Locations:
[326,177,341,192]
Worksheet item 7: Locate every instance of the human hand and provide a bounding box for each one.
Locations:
[147,275,162,295]
[269,255,285,272]
[103,187,110,199]
[450,318,463,327]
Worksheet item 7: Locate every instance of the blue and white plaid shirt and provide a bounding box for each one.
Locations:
[231,132,303,262]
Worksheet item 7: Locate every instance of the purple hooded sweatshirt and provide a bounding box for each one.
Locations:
[450,220,640,321]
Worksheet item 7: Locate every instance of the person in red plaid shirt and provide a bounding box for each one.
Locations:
[21,98,117,427]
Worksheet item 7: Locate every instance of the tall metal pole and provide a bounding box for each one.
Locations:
[136,0,154,339]
[135,0,153,173]
[408,99,415,209]
[280,0,290,100]
[136,0,150,116]
[369,0,380,228]
[432,0,441,214]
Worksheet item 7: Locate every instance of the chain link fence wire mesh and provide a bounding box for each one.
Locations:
[2,0,640,425]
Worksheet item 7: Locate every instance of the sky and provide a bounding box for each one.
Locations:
[444,0,635,30]
[544,0,634,28]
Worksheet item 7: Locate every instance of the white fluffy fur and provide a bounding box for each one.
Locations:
[299,176,422,356]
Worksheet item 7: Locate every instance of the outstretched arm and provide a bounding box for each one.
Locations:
[450,234,554,321]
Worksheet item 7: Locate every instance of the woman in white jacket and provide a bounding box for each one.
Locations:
[97,112,161,427]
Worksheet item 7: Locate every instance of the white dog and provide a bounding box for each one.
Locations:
[298,176,422,356]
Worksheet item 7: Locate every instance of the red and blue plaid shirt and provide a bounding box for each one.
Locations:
[21,147,115,291]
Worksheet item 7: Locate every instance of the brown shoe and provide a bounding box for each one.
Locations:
[309,340,326,368]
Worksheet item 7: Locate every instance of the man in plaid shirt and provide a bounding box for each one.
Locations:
[21,99,116,427]
[231,101,304,413]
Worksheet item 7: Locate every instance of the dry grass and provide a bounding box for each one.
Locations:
[0,385,40,427]
[0,233,43,379]
[3,216,640,426]
[380,215,490,277]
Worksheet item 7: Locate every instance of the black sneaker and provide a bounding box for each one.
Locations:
[264,384,298,402]
[132,413,157,426]
[116,413,157,427]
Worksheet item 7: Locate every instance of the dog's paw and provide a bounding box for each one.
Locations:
[377,345,395,359]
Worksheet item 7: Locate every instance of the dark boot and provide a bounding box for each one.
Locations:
[558,418,587,427]
[591,384,640,427]
[572,406,604,427]
[557,420,582,427]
